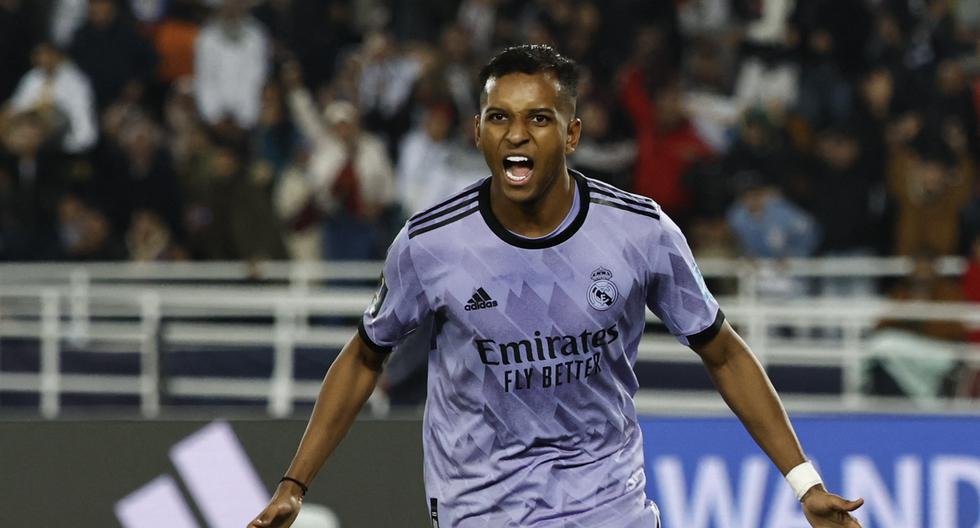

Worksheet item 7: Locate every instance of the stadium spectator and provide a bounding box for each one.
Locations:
[54,193,123,260]
[681,39,739,152]
[49,0,87,48]
[282,0,361,92]
[0,0,43,103]
[151,0,204,84]
[933,59,980,161]
[727,170,820,259]
[128,0,168,24]
[356,30,424,146]
[732,0,798,114]
[285,68,395,260]
[721,109,795,198]
[790,0,873,78]
[791,15,860,130]
[621,77,712,224]
[396,102,469,217]
[864,6,910,75]
[125,208,187,261]
[682,160,740,262]
[273,157,321,261]
[888,128,975,256]
[69,0,158,110]
[568,97,635,190]
[5,41,97,153]
[905,0,961,73]
[677,0,733,40]
[114,114,183,234]
[0,0,976,268]
[457,0,497,55]
[803,123,887,297]
[0,111,65,259]
[183,138,286,260]
[868,253,967,400]
[162,77,201,171]
[852,67,901,249]
[253,80,298,178]
[962,235,980,342]
[438,23,479,121]
[193,0,269,129]
[805,123,880,256]
[383,46,450,161]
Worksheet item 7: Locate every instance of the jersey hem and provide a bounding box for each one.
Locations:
[358,319,393,355]
[685,308,725,348]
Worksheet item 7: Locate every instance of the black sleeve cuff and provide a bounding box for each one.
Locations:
[358,319,393,355]
[686,309,726,348]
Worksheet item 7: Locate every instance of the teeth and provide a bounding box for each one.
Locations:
[505,156,529,163]
[506,169,531,183]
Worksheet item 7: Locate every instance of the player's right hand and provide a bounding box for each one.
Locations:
[801,486,864,527]
[247,487,303,528]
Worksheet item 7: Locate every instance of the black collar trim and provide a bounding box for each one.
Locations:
[478,170,590,249]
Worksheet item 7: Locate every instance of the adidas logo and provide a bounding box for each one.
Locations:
[115,421,339,528]
[464,287,498,311]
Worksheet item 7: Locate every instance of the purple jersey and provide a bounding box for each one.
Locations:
[360,171,723,527]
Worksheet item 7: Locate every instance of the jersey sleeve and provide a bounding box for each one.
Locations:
[645,214,725,347]
[358,227,432,354]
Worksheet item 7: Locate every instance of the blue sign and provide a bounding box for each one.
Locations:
[640,415,980,528]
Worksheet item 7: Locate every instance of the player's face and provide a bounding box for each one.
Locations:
[475,72,581,206]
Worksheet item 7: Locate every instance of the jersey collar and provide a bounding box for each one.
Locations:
[478,169,591,249]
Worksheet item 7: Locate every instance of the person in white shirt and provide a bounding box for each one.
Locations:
[193,0,269,129]
[396,103,474,217]
[48,0,87,48]
[283,62,395,260]
[6,41,98,153]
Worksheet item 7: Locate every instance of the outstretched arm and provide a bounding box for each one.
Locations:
[249,333,387,528]
[692,321,864,527]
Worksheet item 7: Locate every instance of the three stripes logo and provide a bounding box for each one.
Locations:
[464,287,498,311]
[114,422,339,528]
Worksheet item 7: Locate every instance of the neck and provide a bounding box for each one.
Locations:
[490,167,575,238]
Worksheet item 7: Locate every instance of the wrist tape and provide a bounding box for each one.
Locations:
[785,461,823,501]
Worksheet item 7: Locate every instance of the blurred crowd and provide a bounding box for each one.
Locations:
[0,0,978,267]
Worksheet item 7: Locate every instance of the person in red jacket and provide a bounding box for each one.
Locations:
[962,235,980,342]
[620,69,712,225]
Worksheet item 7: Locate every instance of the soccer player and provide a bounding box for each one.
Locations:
[250,45,864,528]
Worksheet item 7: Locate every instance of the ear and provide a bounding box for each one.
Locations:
[473,114,481,147]
[565,117,582,155]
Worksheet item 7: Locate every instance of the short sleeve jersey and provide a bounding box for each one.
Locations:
[359,171,723,527]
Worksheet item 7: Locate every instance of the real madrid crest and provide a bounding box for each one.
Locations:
[588,267,618,310]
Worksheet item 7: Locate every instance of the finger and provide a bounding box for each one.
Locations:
[248,505,284,528]
[839,497,865,512]
[249,512,273,528]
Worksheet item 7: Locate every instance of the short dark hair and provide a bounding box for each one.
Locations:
[478,45,579,109]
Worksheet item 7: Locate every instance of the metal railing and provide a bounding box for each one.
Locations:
[1,257,978,418]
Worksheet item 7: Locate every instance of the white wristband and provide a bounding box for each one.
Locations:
[785,461,823,501]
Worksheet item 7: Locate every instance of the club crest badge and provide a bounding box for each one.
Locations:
[588,267,618,311]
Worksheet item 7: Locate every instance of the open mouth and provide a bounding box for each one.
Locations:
[502,155,534,185]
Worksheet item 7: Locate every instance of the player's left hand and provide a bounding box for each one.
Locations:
[801,486,864,527]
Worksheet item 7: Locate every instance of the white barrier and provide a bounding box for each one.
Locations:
[1,257,978,417]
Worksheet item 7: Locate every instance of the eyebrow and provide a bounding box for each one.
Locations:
[482,107,557,116]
